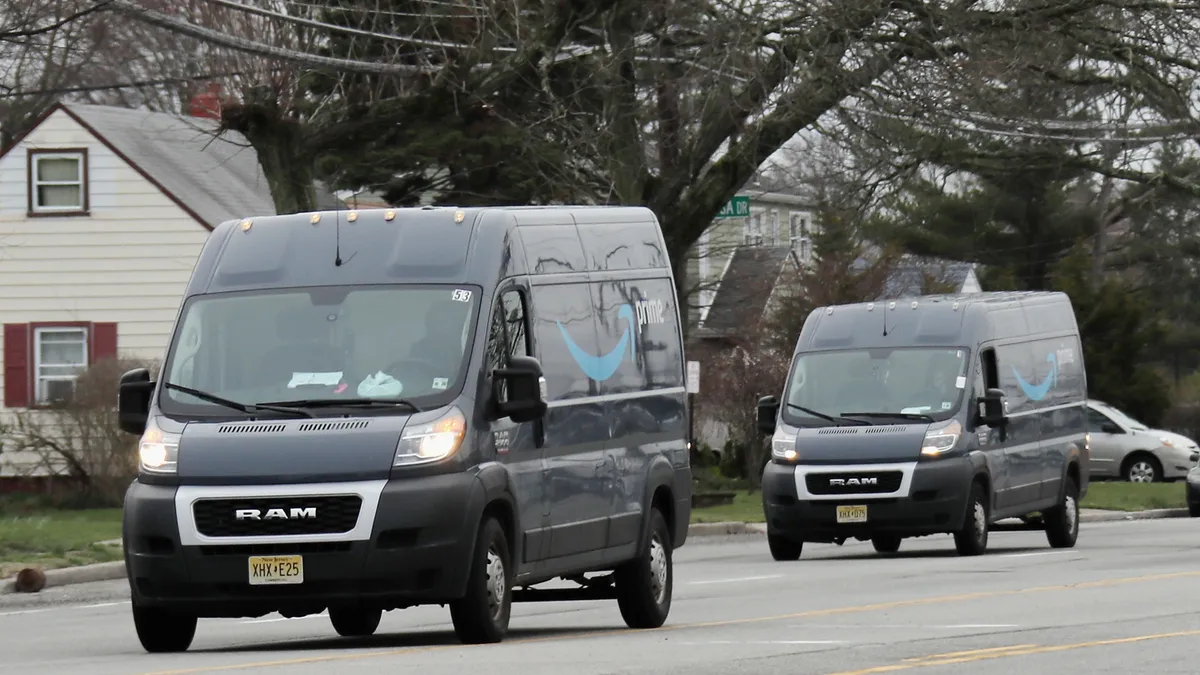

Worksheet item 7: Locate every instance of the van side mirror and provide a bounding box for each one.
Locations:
[977,387,1008,427]
[757,395,780,435]
[1190,451,1199,464]
[118,368,155,435]
[494,355,548,424]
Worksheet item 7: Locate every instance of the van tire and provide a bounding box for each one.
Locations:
[768,532,803,561]
[449,516,512,644]
[329,607,382,637]
[615,507,673,629]
[1043,475,1080,548]
[871,534,902,554]
[132,602,196,653]
[953,481,989,556]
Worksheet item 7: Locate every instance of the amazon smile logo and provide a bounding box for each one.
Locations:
[1012,353,1058,401]
[557,298,667,382]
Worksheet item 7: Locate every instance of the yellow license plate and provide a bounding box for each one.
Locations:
[248,555,304,585]
[836,505,867,523]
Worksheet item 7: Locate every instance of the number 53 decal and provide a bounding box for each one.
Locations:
[452,289,472,302]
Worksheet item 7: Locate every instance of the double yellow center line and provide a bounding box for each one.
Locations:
[827,630,1200,674]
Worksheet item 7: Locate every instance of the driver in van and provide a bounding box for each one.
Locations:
[910,352,962,411]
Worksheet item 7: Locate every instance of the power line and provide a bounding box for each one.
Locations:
[838,104,1198,144]
[206,0,516,53]
[109,0,435,74]
[0,72,245,99]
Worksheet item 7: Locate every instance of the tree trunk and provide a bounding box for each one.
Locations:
[221,98,318,215]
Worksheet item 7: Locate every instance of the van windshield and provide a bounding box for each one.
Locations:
[159,284,480,416]
[782,346,969,426]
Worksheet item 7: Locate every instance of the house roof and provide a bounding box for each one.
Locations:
[697,245,797,338]
[878,254,978,299]
[13,102,341,229]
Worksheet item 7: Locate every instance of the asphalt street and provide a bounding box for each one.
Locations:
[1,518,1197,675]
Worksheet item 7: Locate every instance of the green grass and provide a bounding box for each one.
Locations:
[689,480,1189,524]
[1079,481,1186,512]
[0,504,124,577]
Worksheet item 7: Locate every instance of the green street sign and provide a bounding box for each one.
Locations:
[716,195,750,219]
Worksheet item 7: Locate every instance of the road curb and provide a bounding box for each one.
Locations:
[1,508,1190,594]
[0,561,127,596]
[1079,507,1191,523]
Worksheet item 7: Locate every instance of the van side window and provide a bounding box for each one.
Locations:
[980,347,999,390]
[487,289,529,403]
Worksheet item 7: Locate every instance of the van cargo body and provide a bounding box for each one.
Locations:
[756,292,1089,559]
[117,206,691,652]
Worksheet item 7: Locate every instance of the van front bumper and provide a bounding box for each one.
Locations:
[122,473,483,618]
[761,458,973,543]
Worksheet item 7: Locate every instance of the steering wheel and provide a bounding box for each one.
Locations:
[381,358,442,391]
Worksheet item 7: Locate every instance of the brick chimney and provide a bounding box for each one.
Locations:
[188,82,223,120]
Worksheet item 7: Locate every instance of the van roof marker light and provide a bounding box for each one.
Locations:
[310,213,321,224]
[867,303,875,311]
[347,211,358,222]
[385,209,395,221]
[911,301,918,309]
[240,219,252,232]
[454,210,466,223]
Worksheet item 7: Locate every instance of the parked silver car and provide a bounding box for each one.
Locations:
[1086,399,1199,482]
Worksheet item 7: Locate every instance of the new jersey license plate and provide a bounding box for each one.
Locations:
[248,555,304,585]
[836,504,868,523]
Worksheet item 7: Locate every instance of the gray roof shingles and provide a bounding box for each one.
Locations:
[63,103,342,227]
[699,245,795,337]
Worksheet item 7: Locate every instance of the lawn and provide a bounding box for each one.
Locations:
[0,503,123,577]
[689,480,1189,524]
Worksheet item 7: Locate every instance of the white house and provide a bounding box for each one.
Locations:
[0,102,346,422]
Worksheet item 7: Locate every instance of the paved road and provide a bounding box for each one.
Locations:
[1,519,1197,675]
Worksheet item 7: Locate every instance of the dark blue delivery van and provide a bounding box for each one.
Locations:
[116,205,691,652]
[756,291,1088,559]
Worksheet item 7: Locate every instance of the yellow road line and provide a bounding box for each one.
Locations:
[902,644,1038,661]
[826,629,1200,675]
[131,568,1200,675]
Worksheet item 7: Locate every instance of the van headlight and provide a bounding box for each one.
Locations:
[772,423,799,462]
[139,419,180,474]
[394,407,467,466]
[921,419,962,458]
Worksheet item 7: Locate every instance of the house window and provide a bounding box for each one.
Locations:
[744,211,764,245]
[2,321,118,408]
[34,327,88,404]
[28,149,88,215]
[790,213,812,262]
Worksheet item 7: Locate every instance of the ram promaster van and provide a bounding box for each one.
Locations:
[756,291,1088,559]
[116,206,691,652]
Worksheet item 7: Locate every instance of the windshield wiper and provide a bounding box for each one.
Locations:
[786,402,869,426]
[257,397,423,413]
[163,383,315,418]
[841,411,936,422]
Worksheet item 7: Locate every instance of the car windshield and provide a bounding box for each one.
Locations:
[1098,403,1149,431]
[782,346,969,426]
[159,284,480,416]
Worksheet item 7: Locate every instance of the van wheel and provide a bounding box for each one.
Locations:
[871,534,902,554]
[615,507,673,629]
[329,607,382,637]
[449,516,512,644]
[953,481,989,556]
[1043,475,1080,548]
[132,602,196,653]
[767,531,803,561]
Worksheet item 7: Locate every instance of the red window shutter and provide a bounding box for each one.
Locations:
[91,322,119,363]
[3,323,30,408]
